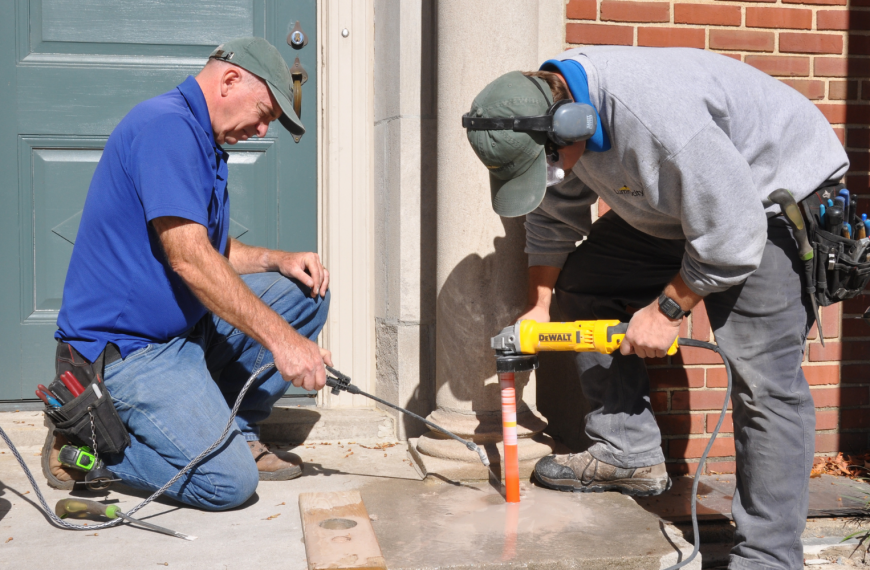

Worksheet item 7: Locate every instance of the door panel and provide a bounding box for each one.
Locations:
[38,0,255,46]
[1,1,318,400]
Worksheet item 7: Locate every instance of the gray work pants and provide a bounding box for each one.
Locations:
[555,211,816,570]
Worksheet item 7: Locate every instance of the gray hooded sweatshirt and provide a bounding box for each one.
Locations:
[526,46,849,296]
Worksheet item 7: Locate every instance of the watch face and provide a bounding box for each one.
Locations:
[659,295,683,319]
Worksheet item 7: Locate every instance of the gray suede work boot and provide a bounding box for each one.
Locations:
[534,451,671,496]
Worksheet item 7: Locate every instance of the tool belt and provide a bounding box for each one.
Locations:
[45,341,130,456]
[800,183,870,307]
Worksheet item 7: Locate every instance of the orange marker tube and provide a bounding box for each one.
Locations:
[499,371,520,503]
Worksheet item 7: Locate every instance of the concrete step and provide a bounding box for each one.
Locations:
[0,411,48,448]
[0,407,396,451]
[256,406,396,443]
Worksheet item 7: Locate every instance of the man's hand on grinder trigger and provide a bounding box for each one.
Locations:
[275,252,329,298]
[273,333,333,391]
[620,276,702,359]
[620,302,681,359]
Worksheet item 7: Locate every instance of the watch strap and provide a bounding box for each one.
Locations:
[658,293,690,320]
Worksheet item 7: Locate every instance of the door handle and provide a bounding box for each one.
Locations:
[289,57,308,143]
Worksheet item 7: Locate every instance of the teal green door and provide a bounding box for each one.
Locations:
[0,1,317,400]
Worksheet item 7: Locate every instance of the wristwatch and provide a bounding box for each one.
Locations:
[658,293,690,320]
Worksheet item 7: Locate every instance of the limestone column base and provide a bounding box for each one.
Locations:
[408,433,556,481]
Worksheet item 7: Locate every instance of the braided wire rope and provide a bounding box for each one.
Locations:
[0,362,275,530]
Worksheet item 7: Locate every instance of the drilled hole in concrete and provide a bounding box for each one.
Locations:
[320,518,357,530]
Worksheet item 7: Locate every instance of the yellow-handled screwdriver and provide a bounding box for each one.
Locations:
[55,498,196,541]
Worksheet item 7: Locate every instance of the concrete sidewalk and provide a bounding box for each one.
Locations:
[1,409,867,569]
[0,409,698,570]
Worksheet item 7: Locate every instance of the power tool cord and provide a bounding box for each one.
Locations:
[0,362,276,531]
[663,338,732,570]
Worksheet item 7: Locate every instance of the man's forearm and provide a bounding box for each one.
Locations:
[225,237,276,274]
[662,273,703,314]
[527,265,561,310]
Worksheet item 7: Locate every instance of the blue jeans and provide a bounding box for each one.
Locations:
[556,212,815,570]
[102,273,330,511]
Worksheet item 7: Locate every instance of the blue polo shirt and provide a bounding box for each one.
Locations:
[56,76,230,362]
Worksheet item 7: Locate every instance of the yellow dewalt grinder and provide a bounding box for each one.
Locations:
[491,319,678,360]
[491,319,727,570]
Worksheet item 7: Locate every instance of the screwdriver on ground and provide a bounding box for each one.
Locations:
[55,498,196,541]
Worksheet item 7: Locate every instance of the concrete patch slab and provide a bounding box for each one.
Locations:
[361,478,699,569]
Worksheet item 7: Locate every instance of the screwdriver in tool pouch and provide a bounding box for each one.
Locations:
[827,205,844,237]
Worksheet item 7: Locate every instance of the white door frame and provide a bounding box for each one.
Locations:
[316,0,375,408]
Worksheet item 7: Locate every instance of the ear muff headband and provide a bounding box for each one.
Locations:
[462,89,598,147]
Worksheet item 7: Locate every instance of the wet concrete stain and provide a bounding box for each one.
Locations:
[359,477,687,569]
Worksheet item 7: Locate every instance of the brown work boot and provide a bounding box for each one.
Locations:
[41,426,84,490]
[534,451,671,496]
[248,440,303,481]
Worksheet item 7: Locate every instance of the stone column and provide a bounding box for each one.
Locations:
[408,0,563,480]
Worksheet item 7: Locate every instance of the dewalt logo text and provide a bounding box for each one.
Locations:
[539,333,572,342]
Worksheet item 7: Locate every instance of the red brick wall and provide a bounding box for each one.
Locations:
[565,0,870,474]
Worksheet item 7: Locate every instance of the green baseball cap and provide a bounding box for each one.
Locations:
[465,71,552,217]
[209,37,305,137]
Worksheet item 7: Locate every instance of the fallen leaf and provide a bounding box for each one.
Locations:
[265,513,281,520]
[275,502,285,506]
[5,537,11,543]
[360,443,397,450]
[811,452,870,479]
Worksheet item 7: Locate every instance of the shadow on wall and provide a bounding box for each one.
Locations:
[435,214,546,436]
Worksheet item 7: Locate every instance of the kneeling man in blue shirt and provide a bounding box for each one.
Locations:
[46,37,331,510]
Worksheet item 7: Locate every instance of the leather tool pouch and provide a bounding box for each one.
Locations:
[46,341,130,455]
[800,184,870,307]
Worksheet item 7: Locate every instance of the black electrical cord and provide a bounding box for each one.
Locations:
[663,338,733,570]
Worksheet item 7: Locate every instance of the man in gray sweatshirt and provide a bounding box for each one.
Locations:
[464,46,848,570]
